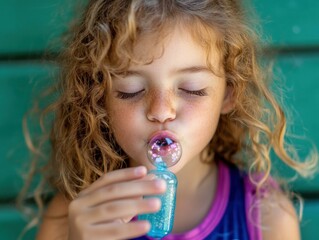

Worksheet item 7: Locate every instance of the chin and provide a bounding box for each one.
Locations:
[166,162,185,174]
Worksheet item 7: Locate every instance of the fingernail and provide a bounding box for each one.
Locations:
[148,198,161,208]
[136,221,151,231]
[155,179,166,189]
[147,174,156,180]
[134,166,146,176]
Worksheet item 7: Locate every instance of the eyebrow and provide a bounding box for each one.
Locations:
[125,66,213,77]
[173,66,213,75]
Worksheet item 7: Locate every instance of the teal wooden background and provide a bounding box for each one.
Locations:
[0,0,318,239]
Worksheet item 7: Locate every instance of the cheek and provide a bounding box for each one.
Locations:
[109,107,124,132]
[181,99,222,145]
[108,100,140,130]
[107,103,144,153]
[109,109,132,137]
[183,97,221,125]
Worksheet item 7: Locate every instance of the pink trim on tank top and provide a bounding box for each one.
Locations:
[244,174,279,240]
[154,160,230,240]
[244,177,262,240]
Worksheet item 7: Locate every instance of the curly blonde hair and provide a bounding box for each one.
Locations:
[19,0,317,229]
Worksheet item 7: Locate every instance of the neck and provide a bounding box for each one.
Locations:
[172,159,218,233]
[175,157,217,197]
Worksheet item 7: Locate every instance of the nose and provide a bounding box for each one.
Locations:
[146,90,176,123]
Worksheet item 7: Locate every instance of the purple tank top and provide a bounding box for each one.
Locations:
[131,161,272,240]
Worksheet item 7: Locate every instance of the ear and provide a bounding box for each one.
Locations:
[221,86,234,114]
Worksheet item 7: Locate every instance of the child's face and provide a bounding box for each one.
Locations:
[106,25,232,173]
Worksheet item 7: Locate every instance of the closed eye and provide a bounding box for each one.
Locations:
[180,88,207,96]
[116,90,144,99]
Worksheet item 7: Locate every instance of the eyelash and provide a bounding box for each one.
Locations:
[116,89,207,99]
[181,89,207,96]
[116,90,144,99]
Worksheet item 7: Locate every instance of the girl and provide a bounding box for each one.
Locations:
[22,0,317,239]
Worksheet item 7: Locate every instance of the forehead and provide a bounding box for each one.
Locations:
[130,21,223,73]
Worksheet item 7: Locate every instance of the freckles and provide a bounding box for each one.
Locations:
[182,102,197,114]
[182,100,219,128]
[107,103,128,129]
[146,88,175,108]
[113,109,132,130]
[182,98,213,114]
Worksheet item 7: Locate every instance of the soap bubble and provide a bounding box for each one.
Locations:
[147,137,182,168]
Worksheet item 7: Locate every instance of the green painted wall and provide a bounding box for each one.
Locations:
[0,1,318,239]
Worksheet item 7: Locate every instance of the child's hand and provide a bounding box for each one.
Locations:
[67,166,165,240]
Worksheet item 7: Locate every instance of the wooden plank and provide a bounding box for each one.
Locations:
[251,0,319,47]
[0,0,84,55]
[1,1,318,55]
[301,200,319,240]
[0,205,37,240]
[271,53,319,193]
[0,62,56,200]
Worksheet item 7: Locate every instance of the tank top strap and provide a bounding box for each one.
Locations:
[161,160,231,240]
[244,173,280,240]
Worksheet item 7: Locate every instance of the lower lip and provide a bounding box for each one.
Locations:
[148,131,177,145]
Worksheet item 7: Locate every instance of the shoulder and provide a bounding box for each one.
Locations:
[260,187,300,240]
[36,193,70,240]
[242,172,301,240]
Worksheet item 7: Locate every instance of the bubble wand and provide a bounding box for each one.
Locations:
[138,136,182,238]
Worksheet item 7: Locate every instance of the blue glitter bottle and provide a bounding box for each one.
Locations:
[138,137,182,238]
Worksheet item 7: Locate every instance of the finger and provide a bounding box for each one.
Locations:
[87,221,151,240]
[133,173,157,182]
[81,178,166,207]
[79,166,147,197]
[88,198,161,224]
